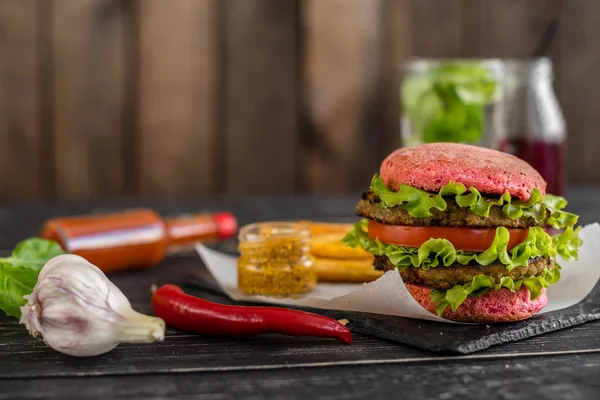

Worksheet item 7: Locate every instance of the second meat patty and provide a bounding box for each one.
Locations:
[374,255,555,290]
[358,191,543,228]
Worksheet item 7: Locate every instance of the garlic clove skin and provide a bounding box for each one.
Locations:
[20,254,165,357]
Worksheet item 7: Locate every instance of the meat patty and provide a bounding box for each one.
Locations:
[374,255,555,290]
[357,191,543,228]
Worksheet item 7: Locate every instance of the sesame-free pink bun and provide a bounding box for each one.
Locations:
[406,283,547,323]
[380,143,546,201]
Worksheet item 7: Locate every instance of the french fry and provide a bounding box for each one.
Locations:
[297,221,354,236]
[314,257,383,283]
[295,220,370,259]
[310,233,371,260]
[286,220,380,283]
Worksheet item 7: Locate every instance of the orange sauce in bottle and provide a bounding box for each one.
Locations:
[39,209,237,274]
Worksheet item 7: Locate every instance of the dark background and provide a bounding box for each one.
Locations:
[0,0,598,200]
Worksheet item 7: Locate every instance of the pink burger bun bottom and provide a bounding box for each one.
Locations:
[406,283,548,323]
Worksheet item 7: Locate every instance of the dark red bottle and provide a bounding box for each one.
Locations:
[493,58,566,196]
[499,138,565,196]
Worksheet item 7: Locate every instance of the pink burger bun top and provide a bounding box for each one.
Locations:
[380,143,546,201]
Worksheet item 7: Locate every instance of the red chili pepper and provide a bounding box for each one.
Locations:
[151,284,352,344]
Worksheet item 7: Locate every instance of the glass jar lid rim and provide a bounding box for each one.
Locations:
[405,57,553,78]
[239,222,310,242]
[406,56,551,62]
[405,57,553,71]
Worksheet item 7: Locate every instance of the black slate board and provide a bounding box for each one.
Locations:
[187,226,600,355]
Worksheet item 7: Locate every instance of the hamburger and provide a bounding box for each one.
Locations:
[343,143,582,323]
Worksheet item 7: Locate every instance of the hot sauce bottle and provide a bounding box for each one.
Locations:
[39,209,237,274]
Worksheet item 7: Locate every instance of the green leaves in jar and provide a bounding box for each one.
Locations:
[401,61,500,145]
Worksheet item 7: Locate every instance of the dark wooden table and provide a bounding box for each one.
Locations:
[1,189,600,399]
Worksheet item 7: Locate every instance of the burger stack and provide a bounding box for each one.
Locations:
[343,143,582,323]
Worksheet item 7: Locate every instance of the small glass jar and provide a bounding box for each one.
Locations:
[237,222,316,296]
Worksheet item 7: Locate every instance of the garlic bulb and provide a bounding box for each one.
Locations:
[20,254,165,357]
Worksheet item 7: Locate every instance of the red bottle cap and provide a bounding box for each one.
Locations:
[213,212,238,240]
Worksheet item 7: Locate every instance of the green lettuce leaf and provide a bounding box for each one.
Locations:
[430,266,561,316]
[543,194,579,229]
[369,174,578,229]
[0,238,64,318]
[554,225,583,261]
[342,220,581,271]
[370,174,452,217]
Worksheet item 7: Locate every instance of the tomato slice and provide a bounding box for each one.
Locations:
[367,220,529,252]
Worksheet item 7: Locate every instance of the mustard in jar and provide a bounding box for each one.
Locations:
[237,222,316,296]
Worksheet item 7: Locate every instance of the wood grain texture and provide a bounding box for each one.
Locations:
[460,0,484,57]
[137,0,218,196]
[477,0,560,58]
[1,352,599,399]
[0,0,40,199]
[2,289,600,379]
[300,0,389,193]
[51,0,127,198]
[223,0,298,194]
[384,0,410,150]
[0,0,599,200]
[409,0,462,57]
[560,0,600,185]
[475,0,563,118]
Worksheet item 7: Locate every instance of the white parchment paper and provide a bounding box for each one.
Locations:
[195,223,600,323]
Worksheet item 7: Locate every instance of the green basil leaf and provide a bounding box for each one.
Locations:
[11,238,65,269]
[0,262,40,318]
[0,238,65,318]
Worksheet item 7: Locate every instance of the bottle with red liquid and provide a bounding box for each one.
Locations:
[492,58,566,196]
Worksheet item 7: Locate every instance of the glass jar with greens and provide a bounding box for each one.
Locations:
[400,57,566,196]
[400,58,503,147]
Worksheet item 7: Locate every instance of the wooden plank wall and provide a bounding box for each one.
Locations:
[0,0,40,198]
[137,0,218,196]
[0,0,597,200]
